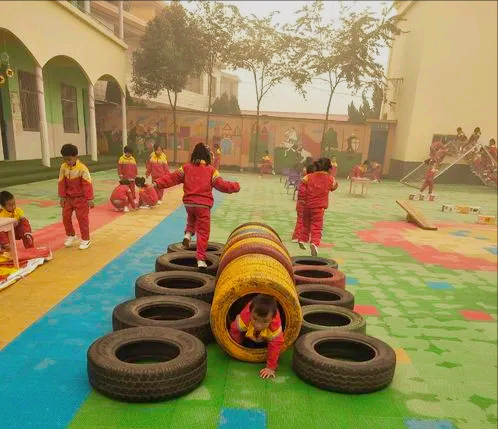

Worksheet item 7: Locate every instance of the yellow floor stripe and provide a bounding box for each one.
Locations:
[0,188,184,348]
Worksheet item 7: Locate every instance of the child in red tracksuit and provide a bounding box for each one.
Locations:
[58,144,94,250]
[348,160,369,179]
[118,146,138,199]
[420,160,438,196]
[292,162,315,242]
[110,179,136,212]
[155,143,240,269]
[299,157,338,257]
[229,294,284,379]
[135,177,159,208]
[146,144,169,204]
[0,191,34,250]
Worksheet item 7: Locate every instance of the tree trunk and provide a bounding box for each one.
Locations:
[254,100,260,170]
[321,90,333,146]
[205,64,213,145]
[173,92,178,164]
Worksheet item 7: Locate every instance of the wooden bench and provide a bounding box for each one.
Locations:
[396,200,438,230]
[349,177,371,196]
[0,218,19,268]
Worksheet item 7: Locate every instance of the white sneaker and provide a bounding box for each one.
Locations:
[298,242,307,250]
[79,240,91,250]
[183,232,192,249]
[197,260,208,270]
[139,205,150,209]
[291,238,298,243]
[64,236,78,247]
[157,200,163,205]
[123,206,129,213]
[310,243,318,257]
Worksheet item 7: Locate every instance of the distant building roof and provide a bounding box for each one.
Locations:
[240,110,349,122]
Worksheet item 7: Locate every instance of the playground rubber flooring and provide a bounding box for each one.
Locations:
[0,170,496,429]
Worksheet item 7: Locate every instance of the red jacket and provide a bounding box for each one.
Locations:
[301,171,338,209]
[110,184,136,209]
[350,164,365,178]
[296,181,307,211]
[155,162,240,208]
[424,166,438,182]
[58,160,94,200]
[146,153,169,179]
[118,155,138,180]
[229,302,284,370]
[138,185,159,207]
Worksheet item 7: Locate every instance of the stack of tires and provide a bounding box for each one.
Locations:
[291,255,397,393]
[86,242,223,402]
[210,222,303,364]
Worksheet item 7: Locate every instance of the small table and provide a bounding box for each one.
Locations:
[349,177,371,197]
[0,218,19,268]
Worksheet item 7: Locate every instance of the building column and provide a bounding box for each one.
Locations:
[88,84,98,162]
[118,1,124,40]
[35,65,50,167]
[121,91,127,148]
[83,0,90,13]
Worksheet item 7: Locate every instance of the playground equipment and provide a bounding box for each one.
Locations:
[396,200,438,230]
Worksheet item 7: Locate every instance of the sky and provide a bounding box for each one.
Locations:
[185,1,393,115]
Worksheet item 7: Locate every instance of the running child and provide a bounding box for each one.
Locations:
[154,142,240,269]
[299,157,338,256]
[212,143,221,170]
[135,177,159,208]
[229,294,284,379]
[146,144,169,204]
[292,162,315,243]
[110,179,136,212]
[420,159,438,196]
[118,146,138,199]
[58,144,94,250]
[0,191,34,250]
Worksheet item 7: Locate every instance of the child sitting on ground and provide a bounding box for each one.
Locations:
[0,191,34,250]
[229,294,284,379]
[135,177,159,208]
[154,142,240,269]
[110,179,136,212]
[299,157,339,256]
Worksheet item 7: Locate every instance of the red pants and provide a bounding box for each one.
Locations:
[152,177,164,200]
[420,180,434,194]
[128,182,136,200]
[0,217,33,248]
[63,197,90,240]
[260,162,272,175]
[185,206,211,261]
[292,206,304,241]
[300,208,325,246]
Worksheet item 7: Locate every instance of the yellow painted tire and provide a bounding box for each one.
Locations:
[216,237,293,283]
[223,231,290,259]
[211,254,302,363]
[228,223,281,242]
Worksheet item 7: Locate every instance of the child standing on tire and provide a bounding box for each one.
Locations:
[229,294,284,379]
[58,144,94,250]
[154,143,240,270]
[299,157,338,256]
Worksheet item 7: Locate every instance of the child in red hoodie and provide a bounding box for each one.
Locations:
[292,161,315,242]
[118,146,138,199]
[110,179,136,212]
[299,157,338,256]
[146,144,169,204]
[230,294,284,379]
[135,177,159,208]
[420,159,438,196]
[155,143,240,269]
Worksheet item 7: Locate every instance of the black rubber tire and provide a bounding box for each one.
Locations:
[135,271,215,303]
[167,241,224,256]
[291,256,339,270]
[292,331,396,393]
[293,265,346,289]
[300,305,366,336]
[112,296,213,344]
[155,251,219,276]
[87,327,207,402]
[297,284,354,309]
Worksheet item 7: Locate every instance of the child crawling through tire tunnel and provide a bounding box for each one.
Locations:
[230,294,284,379]
[154,143,240,270]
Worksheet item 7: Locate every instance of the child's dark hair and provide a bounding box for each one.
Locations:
[190,142,211,165]
[474,127,481,134]
[153,143,162,151]
[120,179,130,186]
[250,294,277,318]
[490,138,496,145]
[0,190,14,207]
[61,144,78,157]
[305,163,315,174]
[457,127,462,132]
[124,146,133,155]
[135,177,146,187]
[315,157,332,172]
